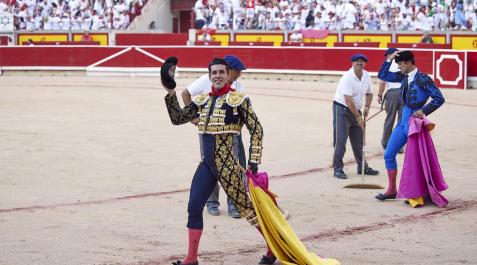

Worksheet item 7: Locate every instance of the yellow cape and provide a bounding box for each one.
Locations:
[248,181,340,265]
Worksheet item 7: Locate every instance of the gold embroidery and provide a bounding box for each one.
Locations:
[214,134,257,225]
[226,91,248,107]
[193,93,209,106]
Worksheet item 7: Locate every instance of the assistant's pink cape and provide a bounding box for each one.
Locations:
[398,116,449,207]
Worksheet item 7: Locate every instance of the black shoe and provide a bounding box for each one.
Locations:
[358,167,379,175]
[258,255,277,265]
[375,193,397,201]
[172,261,199,265]
[333,170,348,179]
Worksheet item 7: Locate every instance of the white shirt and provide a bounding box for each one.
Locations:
[406,67,418,85]
[334,67,372,110]
[385,61,401,90]
[187,74,244,96]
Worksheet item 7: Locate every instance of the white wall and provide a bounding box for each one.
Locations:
[128,0,174,32]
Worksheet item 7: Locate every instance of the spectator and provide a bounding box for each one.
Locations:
[80,30,92,41]
[71,12,81,30]
[365,13,380,30]
[61,13,71,30]
[453,1,466,29]
[420,31,434,43]
[470,9,477,31]
[327,11,339,30]
[194,0,207,29]
[314,10,328,29]
[289,27,303,42]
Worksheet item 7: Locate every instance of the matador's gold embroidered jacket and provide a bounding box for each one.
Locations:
[165,90,263,225]
[164,91,263,164]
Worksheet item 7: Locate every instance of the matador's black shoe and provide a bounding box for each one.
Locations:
[258,255,277,265]
[357,167,380,175]
[375,193,397,201]
[172,261,198,265]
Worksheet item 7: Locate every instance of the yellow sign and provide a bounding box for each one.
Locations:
[72,34,108,45]
[211,34,230,46]
[235,34,283,46]
[451,36,477,50]
[398,35,446,44]
[18,34,68,45]
[343,35,391,48]
[303,35,338,47]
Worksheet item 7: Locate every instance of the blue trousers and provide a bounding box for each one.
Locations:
[187,161,220,229]
[384,106,414,170]
[187,134,255,229]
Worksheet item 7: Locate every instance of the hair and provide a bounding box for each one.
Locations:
[397,58,416,65]
[208,58,229,74]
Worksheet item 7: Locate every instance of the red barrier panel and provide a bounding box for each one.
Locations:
[0,47,123,66]
[115,33,188,45]
[194,41,221,46]
[468,51,477,77]
[388,43,452,49]
[281,42,327,47]
[0,36,8,45]
[228,41,275,46]
[134,47,433,74]
[22,41,100,46]
[2,46,474,88]
[334,42,381,47]
[433,51,467,89]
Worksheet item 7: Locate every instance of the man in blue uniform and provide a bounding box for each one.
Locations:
[375,50,445,201]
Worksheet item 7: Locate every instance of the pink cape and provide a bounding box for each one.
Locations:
[398,116,449,207]
[300,29,330,39]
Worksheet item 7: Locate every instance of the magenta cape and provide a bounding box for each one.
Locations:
[398,116,449,207]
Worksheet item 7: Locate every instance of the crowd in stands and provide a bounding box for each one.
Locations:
[0,0,144,30]
[194,0,477,31]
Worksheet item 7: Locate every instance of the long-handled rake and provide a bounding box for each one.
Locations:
[343,103,385,189]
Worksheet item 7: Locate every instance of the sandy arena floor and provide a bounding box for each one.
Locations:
[0,75,476,265]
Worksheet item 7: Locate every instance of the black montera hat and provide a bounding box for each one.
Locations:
[161,56,178,89]
[394,50,414,62]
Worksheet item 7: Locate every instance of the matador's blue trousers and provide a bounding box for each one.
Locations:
[187,133,243,229]
[187,134,219,229]
[384,106,416,170]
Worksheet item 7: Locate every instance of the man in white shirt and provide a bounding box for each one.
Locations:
[194,0,207,29]
[181,55,246,218]
[332,53,379,179]
[289,27,303,42]
[377,48,403,151]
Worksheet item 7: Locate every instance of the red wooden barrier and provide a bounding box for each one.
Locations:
[334,42,381,47]
[0,36,8,46]
[281,42,327,47]
[115,33,189,45]
[194,41,221,46]
[22,41,100,46]
[228,41,274,46]
[387,43,452,49]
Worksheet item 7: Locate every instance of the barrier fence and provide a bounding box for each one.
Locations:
[0,45,475,89]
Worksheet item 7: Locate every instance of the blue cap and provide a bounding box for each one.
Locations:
[224,55,246,71]
[384,48,398,56]
[350,53,368,62]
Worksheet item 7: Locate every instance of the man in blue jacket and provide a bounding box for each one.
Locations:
[375,50,445,201]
